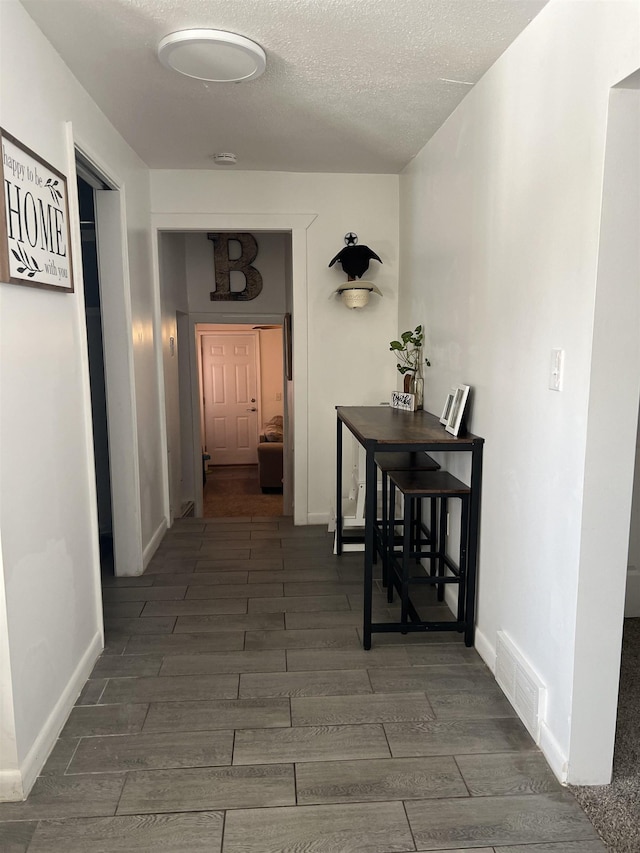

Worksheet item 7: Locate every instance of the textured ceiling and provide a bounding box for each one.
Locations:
[20,0,548,173]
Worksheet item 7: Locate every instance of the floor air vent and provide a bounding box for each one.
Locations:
[495,630,546,741]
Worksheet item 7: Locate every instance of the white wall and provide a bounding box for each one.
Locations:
[151,172,400,522]
[626,414,640,616]
[186,231,289,314]
[399,0,640,784]
[0,0,159,797]
[159,233,188,521]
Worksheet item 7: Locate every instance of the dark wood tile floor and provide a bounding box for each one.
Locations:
[0,518,605,852]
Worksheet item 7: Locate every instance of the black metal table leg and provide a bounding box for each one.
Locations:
[437,496,447,601]
[464,441,483,646]
[381,468,389,588]
[401,496,411,631]
[363,441,376,650]
[336,414,343,556]
[387,479,396,603]
[458,493,470,623]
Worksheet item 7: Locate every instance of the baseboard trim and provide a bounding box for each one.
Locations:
[17,630,103,799]
[473,624,496,672]
[307,512,330,526]
[143,518,168,570]
[539,719,569,784]
[0,769,24,802]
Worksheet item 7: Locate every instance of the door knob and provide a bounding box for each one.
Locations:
[247,407,257,412]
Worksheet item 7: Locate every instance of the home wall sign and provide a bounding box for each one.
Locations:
[0,128,74,292]
[207,232,263,301]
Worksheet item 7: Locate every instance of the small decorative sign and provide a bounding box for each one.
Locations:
[0,129,73,292]
[391,391,416,411]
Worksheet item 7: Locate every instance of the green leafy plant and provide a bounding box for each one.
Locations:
[389,325,431,375]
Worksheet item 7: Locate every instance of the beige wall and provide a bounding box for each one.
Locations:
[260,328,285,425]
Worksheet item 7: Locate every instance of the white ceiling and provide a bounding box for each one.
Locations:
[21,0,549,174]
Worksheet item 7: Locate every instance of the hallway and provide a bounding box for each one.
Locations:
[0,518,604,851]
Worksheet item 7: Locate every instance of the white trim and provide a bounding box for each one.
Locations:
[443,590,496,672]
[70,127,144,578]
[307,512,330,526]
[95,188,144,576]
[539,720,569,785]
[0,770,24,802]
[189,315,205,518]
[0,542,20,801]
[17,631,103,798]
[150,225,171,527]
[142,518,168,571]
[151,213,316,231]
[472,623,496,672]
[64,122,105,635]
[290,223,310,525]
[476,622,565,784]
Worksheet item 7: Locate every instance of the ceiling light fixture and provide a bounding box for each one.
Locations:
[157,29,266,82]
[211,152,237,166]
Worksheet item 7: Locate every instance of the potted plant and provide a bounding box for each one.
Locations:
[389,325,430,408]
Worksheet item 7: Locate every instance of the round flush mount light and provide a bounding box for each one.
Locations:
[157,29,266,82]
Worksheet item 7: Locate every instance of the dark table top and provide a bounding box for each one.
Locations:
[336,406,483,447]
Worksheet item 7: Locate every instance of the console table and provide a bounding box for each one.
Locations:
[335,406,484,649]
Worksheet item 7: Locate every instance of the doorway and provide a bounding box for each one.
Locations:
[197,323,285,518]
[77,170,114,572]
[154,213,314,526]
[75,146,145,577]
[201,330,260,466]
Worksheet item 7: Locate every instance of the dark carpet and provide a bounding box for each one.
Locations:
[570,618,640,852]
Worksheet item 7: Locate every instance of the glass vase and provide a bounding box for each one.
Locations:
[410,366,424,410]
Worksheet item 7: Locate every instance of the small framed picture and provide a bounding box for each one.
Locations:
[391,391,416,411]
[445,384,470,436]
[440,387,456,425]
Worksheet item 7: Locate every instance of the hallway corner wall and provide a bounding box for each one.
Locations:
[0,0,161,796]
[399,0,640,784]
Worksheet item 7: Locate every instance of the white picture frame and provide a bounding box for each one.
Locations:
[440,387,457,425]
[445,384,470,436]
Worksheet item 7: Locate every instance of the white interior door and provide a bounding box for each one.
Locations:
[202,333,259,465]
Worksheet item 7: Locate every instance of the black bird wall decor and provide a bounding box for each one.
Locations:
[329,233,382,281]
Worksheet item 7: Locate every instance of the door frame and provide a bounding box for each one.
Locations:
[198,328,262,467]
[69,126,144,579]
[188,314,288,517]
[151,213,316,524]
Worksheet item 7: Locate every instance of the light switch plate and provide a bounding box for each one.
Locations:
[549,348,564,391]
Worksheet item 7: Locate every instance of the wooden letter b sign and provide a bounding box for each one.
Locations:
[207,232,263,301]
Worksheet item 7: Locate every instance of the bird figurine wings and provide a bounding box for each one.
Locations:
[328,232,382,281]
